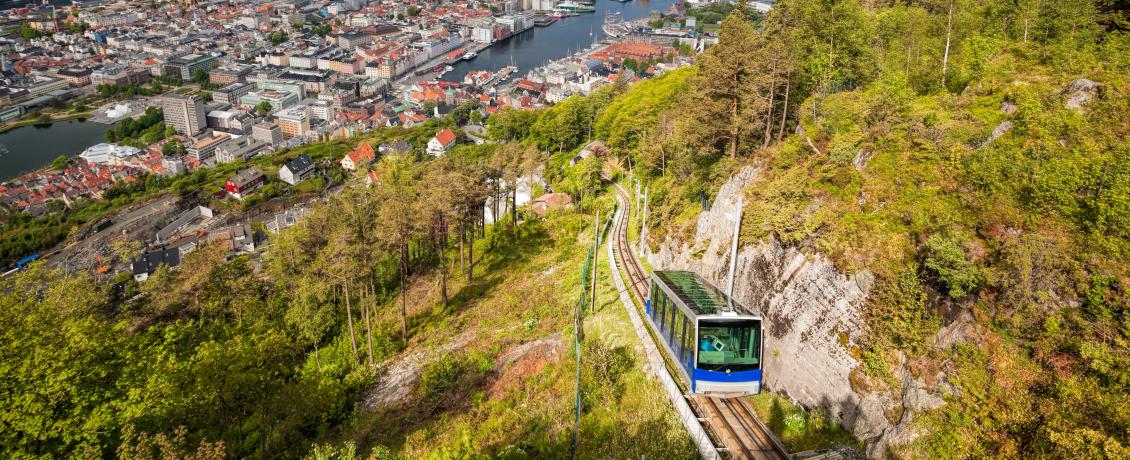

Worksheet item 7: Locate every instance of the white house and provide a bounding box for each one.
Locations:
[279,154,315,185]
[427,128,457,156]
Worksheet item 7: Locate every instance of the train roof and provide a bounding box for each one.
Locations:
[652,270,758,317]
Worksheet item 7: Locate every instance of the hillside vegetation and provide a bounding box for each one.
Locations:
[0,133,693,458]
[538,0,1127,457]
[2,0,1128,458]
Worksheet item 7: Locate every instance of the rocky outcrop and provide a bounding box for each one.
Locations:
[645,166,948,457]
[981,120,1014,148]
[1062,78,1101,109]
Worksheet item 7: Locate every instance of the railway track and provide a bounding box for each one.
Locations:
[611,183,650,303]
[610,182,787,460]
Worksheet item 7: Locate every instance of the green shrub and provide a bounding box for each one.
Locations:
[923,233,984,298]
[418,355,469,401]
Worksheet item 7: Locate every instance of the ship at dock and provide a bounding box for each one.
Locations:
[602,11,630,38]
[556,1,595,13]
[533,15,557,27]
[495,66,518,82]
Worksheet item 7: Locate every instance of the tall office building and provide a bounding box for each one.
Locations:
[160,93,206,136]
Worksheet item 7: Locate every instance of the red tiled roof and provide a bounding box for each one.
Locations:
[434,128,456,146]
[346,143,376,164]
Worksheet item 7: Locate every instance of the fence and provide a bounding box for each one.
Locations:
[571,204,616,459]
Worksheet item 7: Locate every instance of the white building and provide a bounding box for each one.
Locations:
[79,143,141,165]
[427,128,457,156]
[471,27,494,44]
[279,154,316,185]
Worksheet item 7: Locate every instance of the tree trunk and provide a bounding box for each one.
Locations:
[729,75,740,158]
[762,63,779,150]
[439,216,448,306]
[467,222,475,283]
[942,0,954,87]
[777,72,791,143]
[363,289,374,368]
[344,280,358,364]
[399,245,408,342]
[493,185,500,229]
[314,342,322,372]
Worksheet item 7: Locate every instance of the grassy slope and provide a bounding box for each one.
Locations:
[327,198,695,458]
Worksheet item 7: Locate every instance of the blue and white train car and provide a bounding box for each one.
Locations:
[646,270,764,394]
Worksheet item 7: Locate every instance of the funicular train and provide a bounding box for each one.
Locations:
[645,270,764,394]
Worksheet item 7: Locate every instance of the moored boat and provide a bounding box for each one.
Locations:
[556,1,595,13]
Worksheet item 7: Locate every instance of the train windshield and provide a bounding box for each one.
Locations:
[697,319,761,372]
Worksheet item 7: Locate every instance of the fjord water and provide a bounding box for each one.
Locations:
[443,0,675,83]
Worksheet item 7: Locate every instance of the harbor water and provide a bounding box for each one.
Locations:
[442,0,674,83]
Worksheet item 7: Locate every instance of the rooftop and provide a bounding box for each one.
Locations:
[131,247,181,276]
[284,154,314,173]
[652,270,755,316]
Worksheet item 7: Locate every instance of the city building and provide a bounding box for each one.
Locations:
[215,136,269,164]
[308,100,336,121]
[337,32,373,50]
[56,68,93,87]
[209,65,253,85]
[252,121,283,145]
[159,93,207,135]
[275,107,311,139]
[206,110,238,130]
[15,76,68,97]
[186,132,231,162]
[91,65,150,87]
[79,143,141,164]
[239,80,305,111]
[211,82,253,106]
[161,155,186,176]
[164,53,218,80]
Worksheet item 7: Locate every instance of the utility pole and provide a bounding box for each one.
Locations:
[638,186,648,258]
[634,180,640,218]
[726,194,743,299]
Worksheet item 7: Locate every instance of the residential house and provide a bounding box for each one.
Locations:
[379,140,412,156]
[225,167,265,200]
[427,128,457,156]
[340,143,376,171]
[131,247,181,282]
[279,154,316,185]
[530,192,573,217]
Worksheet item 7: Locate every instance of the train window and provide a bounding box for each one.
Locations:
[680,319,690,363]
[696,319,761,372]
[664,298,673,334]
[672,314,683,348]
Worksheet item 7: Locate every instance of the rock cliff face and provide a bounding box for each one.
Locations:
[647,166,938,456]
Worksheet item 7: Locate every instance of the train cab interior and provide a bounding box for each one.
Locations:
[697,319,761,372]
